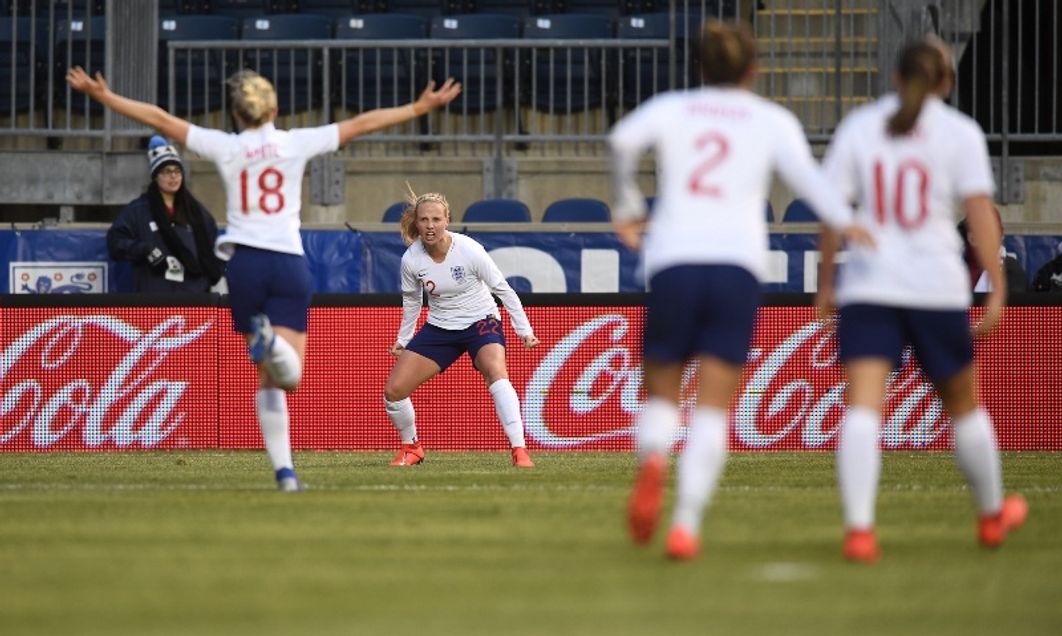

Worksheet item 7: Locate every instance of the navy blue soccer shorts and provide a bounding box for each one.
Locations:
[837,304,974,383]
[644,264,761,366]
[406,317,507,372]
[225,245,313,333]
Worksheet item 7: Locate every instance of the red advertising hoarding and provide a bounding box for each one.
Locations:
[2,303,1060,451]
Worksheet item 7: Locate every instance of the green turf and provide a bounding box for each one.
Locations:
[0,452,1058,636]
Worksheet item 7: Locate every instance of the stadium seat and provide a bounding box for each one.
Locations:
[429,13,520,114]
[240,13,332,114]
[563,0,621,18]
[783,199,818,223]
[157,15,240,115]
[389,0,449,18]
[333,13,428,111]
[616,13,671,108]
[522,13,611,112]
[462,198,531,222]
[382,201,407,222]
[542,198,610,222]
[298,1,373,16]
[210,0,271,18]
[0,16,44,114]
[52,15,106,116]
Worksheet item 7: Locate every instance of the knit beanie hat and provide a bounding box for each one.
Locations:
[148,135,182,178]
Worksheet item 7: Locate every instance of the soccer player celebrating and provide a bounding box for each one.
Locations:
[68,66,460,491]
[384,189,539,468]
[609,20,873,560]
[817,36,1026,562]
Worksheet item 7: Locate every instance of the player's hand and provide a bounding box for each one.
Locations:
[389,342,405,356]
[841,223,875,248]
[972,287,1005,338]
[614,219,645,251]
[66,66,109,101]
[522,334,539,349]
[414,79,462,115]
[814,284,836,321]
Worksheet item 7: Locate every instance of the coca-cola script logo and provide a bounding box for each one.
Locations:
[2,315,213,448]
[523,315,948,450]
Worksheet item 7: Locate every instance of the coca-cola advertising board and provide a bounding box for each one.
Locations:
[2,301,1060,451]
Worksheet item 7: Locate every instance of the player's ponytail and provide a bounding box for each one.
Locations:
[887,38,949,137]
[699,20,757,86]
[227,70,278,129]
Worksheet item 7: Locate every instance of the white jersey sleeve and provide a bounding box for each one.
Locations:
[950,119,995,199]
[470,242,533,337]
[769,108,854,230]
[608,96,664,221]
[288,124,340,159]
[821,115,862,204]
[396,251,423,347]
[185,124,235,164]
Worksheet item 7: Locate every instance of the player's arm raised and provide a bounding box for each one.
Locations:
[338,79,461,146]
[66,67,190,144]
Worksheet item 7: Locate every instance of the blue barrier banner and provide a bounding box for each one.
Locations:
[2,229,1059,294]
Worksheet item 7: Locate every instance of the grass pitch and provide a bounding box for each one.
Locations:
[0,452,1058,636]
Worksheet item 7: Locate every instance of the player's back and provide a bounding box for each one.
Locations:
[826,95,994,309]
[619,87,802,280]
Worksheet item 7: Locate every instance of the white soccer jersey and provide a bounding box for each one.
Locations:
[186,122,340,259]
[609,87,854,281]
[396,233,533,346]
[823,95,995,309]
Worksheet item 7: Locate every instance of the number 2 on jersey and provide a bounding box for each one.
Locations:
[873,159,929,229]
[688,131,730,197]
[240,167,285,214]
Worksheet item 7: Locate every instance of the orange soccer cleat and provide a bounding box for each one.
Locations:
[511,446,535,468]
[665,526,700,561]
[390,442,425,466]
[843,528,881,564]
[627,453,666,545]
[979,494,1028,548]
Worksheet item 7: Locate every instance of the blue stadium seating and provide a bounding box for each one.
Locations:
[158,15,240,115]
[382,201,407,222]
[542,198,610,222]
[522,14,611,112]
[0,16,44,114]
[389,0,449,18]
[52,15,106,115]
[462,198,531,222]
[616,13,670,108]
[429,13,520,113]
[240,13,332,114]
[783,199,818,223]
[297,1,361,16]
[333,13,428,111]
[210,0,271,18]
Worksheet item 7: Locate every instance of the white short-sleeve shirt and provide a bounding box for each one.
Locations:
[608,87,853,281]
[186,122,340,259]
[822,95,995,309]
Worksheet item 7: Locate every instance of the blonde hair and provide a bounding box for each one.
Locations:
[227,69,277,128]
[400,183,450,245]
[699,20,757,86]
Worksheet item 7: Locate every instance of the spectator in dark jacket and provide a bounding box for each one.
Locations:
[107,136,224,293]
[957,207,1027,292]
[1032,241,1062,292]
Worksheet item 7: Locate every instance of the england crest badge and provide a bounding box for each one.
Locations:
[450,265,466,283]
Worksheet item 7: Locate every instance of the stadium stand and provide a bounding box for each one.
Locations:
[157,15,241,115]
[0,16,43,115]
[334,13,428,112]
[429,13,520,114]
[462,198,531,222]
[208,0,272,18]
[239,13,332,115]
[297,0,361,16]
[542,197,610,222]
[382,201,406,221]
[52,15,107,117]
[615,12,669,108]
[782,199,817,223]
[522,13,612,112]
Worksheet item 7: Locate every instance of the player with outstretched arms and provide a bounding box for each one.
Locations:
[68,66,460,491]
[817,36,1027,562]
[384,188,539,468]
[610,20,874,560]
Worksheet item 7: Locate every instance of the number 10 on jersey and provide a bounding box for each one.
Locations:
[240,167,286,214]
